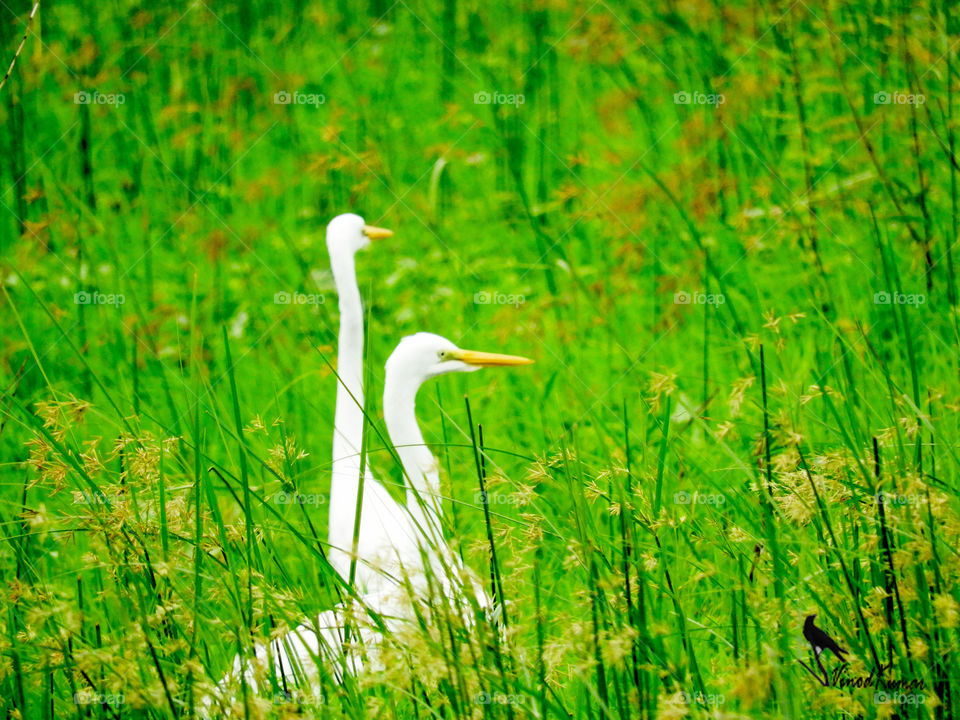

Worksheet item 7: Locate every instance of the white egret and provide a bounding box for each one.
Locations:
[214,605,374,710]
[325,330,535,622]
[325,212,396,588]
[209,214,392,709]
[323,220,524,614]
[379,332,533,614]
[211,333,531,706]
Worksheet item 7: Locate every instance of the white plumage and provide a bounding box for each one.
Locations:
[210,217,531,709]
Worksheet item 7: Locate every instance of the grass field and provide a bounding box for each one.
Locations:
[1,0,959,718]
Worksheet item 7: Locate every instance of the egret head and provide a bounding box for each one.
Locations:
[326,213,393,258]
[386,332,533,387]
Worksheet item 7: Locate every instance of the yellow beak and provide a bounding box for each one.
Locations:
[362,224,393,240]
[449,349,534,367]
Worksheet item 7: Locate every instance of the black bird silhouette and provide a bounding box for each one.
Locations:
[803,614,848,660]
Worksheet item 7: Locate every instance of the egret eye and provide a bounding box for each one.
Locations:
[438,350,447,360]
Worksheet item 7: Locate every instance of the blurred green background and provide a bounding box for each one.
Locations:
[1,0,958,718]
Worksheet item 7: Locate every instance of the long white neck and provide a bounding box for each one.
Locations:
[329,251,365,551]
[383,372,443,536]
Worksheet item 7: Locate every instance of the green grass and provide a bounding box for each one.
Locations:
[1,0,959,718]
